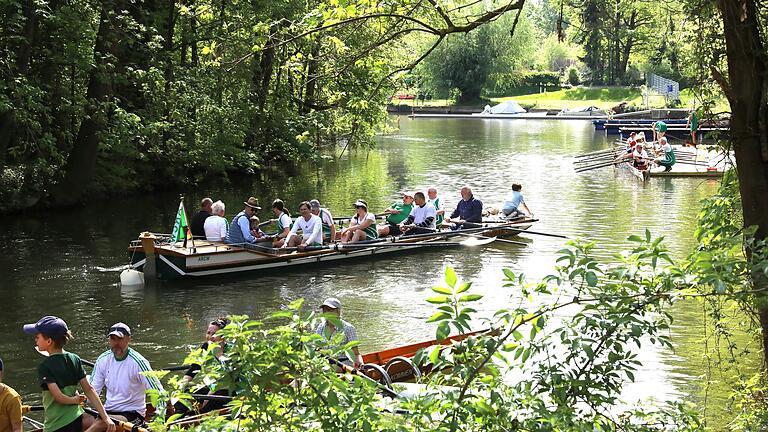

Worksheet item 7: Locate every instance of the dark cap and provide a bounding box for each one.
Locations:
[108,322,131,338]
[309,199,321,209]
[23,316,69,338]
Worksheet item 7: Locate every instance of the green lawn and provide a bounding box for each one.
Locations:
[390,86,728,112]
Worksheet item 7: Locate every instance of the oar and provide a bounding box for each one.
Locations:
[305,236,498,251]
[453,232,527,246]
[574,161,621,173]
[82,406,150,432]
[22,405,44,413]
[34,347,189,371]
[573,146,624,158]
[474,224,569,239]
[24,416,45,429]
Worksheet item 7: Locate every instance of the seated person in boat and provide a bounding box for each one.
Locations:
[501,183,532,219]
[175,317,231,416]
[401,191,437,236]
[341,200,378,243]
[377,192,414,237]
[84,323,163,431]
[654,137,676,172]
[271,199,293,248]
[445,186,483,230]
[632,143,650,170]
[315,298,363,369]
[190,197,213,238]
[427,187,445,226]
[225,197,263,245]
[283,201,323,251]
[203,200,228,242]
[0,357,23,432]
[249,216,270,241]
[309,199,336,243]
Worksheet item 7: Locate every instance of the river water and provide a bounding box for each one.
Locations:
[0,117,747,424]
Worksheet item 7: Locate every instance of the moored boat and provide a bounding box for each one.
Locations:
[127,218,536,280]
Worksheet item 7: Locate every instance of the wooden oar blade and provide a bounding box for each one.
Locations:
[458,236,497,247]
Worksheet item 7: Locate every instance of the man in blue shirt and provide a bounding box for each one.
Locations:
[446,186,483,230]
[225,197,263,245]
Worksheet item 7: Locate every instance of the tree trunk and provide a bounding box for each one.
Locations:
[56,1,115,204]
[301,42,320,115]
[717,0,768,366]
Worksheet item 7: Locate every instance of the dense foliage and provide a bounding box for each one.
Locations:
[151,237,707,431]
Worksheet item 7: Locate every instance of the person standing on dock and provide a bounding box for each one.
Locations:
[190,198,213,238]
[84,323,163,432]
[686,110,699,147]
[0,357,23,432]
[225,197,262,246]
[315,298,364,369]
[652,121,667,144]
[446,186,483,230]
[310,199,336,243]
[427,187,445,226]
[341,200,378,243]
[501,184,533,219]
[377,192,414,237]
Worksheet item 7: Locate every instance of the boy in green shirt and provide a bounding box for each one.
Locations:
[23,316,115,432]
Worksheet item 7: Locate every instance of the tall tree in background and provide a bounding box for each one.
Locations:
[713,0,768,363]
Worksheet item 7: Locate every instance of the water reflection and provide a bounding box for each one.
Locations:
[0,117,742,423]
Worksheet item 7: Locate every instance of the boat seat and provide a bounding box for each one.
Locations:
[384,356,421,382]
[360,363,393,389]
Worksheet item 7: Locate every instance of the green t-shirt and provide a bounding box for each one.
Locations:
[38,352,86,431]
[690,112,699,130]
[385,202,414,225]
[653,121,668,132]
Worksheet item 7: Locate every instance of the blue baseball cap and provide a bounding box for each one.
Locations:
[23,316,69,338]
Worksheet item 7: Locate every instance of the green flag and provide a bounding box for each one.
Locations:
[171,201,191,241]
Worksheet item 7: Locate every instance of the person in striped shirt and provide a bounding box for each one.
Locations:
[84,323,163,431]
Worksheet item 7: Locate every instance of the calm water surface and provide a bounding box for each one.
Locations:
[0,118,744,422]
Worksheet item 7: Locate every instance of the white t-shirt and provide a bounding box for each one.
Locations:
[203,215,228,241]
[89,348,163,416]
[277,213,293,233]
[286,214,323,245]
[353,212,376,227]
[632,149,648,159]
[408,203,437,229]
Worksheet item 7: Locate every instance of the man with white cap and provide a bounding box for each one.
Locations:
[315,298,364,368]
[340,199,378,243]
[84,323,163,431]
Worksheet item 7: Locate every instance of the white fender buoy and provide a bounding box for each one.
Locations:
[120,269,145,286]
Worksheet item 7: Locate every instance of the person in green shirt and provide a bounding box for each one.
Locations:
[652,120,667,144]
[23,316,115,432]
[377,192,415,237]
[686,110,699,147]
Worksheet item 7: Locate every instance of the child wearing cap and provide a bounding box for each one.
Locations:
[0,356,23,432]
[23,316,115,432]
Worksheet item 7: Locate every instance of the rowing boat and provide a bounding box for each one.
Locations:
[361,329,497,383]
[127,218,536,280]
[617,160,650,182]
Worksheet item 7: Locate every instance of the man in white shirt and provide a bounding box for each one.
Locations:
[203,200,228,242]
[84,323,163,431]
[283,201,323,251]
[401,191,437,236]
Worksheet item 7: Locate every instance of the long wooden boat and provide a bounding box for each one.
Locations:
[127,218,536,280]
